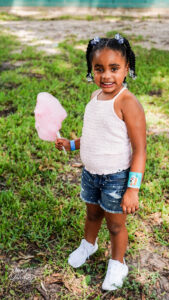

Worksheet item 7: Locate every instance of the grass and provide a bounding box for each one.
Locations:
[0,12,26,21]
[0,30,168,299]
[0,11,162,22]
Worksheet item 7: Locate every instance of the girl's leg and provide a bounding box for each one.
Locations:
[104,213,127,263]
[85,203,104,245]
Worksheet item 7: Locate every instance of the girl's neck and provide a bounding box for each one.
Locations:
[99,85,124,101]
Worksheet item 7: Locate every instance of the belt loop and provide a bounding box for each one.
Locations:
[99,175,102,185]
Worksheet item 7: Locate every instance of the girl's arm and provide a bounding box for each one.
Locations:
[74,138,80,150]
[121,94,146,214]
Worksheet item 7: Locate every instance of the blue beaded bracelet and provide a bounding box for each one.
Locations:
[70,140,76,151]
[127,172,142,189]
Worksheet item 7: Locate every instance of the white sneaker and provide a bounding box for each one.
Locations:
[68,239,98,268]
[102,259,128,291]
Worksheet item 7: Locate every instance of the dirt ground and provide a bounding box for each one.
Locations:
[0,8,169,54]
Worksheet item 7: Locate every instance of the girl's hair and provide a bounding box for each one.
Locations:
[86,34,136,85]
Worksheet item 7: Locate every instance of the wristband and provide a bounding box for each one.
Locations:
[127,172,142,189]
[70,140,76,151]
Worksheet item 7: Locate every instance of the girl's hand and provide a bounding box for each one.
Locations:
[121,188,139,214]
[55,138,71,151]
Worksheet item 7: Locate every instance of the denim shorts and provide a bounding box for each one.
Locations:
[80,168,130,214]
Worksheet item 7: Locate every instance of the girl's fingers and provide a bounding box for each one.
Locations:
[122,205,127,214]
[128,206,139,214]
[131,207,136,213]
[55,138,63,145]
[55,142,63,150]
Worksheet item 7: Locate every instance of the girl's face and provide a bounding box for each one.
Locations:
[92,47,128,96]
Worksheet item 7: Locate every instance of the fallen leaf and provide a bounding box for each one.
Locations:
[12,254,34,264]
[52,273,62,277]
[36,252,46,257]
[136,273,147,285]
[19,255,34,260]
[72,162,83,168]
[162,250,169,259]
[18,259,32,265]
[147,131,154,136]
[45,273,63,284]
[41,281,47,292]
[156,280,160,289]
[150,212,163,225]
[63,280,72,291]
[134,231,145,238]
[141,294,146,300]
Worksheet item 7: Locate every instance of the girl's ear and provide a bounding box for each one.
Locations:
[125,63,129,76]
[126,63,129,72]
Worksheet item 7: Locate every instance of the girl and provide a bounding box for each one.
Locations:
[55,34,146,291]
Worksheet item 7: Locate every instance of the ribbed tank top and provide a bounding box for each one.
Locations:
[80,87,132,175]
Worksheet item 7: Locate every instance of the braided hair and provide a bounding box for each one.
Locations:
[86,34,136,85]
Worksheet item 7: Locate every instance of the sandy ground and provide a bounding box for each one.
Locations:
[0,17,169,54]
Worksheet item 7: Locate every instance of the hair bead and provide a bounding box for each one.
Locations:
[114,33,124,44]
[86,73,93,82]
[91,37,100,45]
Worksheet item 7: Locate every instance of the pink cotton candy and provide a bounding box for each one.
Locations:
[34,92,67,142]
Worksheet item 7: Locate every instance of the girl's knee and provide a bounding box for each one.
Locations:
[107,223,126,235]
[87,210,104,222]
[86,204,104,222]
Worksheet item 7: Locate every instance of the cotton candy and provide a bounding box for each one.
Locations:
[34,92,67,142]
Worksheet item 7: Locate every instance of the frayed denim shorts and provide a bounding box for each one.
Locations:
[80,167,130,214]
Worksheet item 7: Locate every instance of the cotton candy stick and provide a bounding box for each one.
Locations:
[56,131,67,155]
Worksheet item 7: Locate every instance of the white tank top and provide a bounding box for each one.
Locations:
[80,87,132,175]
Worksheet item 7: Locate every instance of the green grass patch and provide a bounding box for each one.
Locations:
[0,31,168,299]
[0,11,26,21]
[0,31,168,252]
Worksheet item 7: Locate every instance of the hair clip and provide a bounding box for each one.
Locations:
[129,69,137,80]
[115,33,124,44]
[91,37,100,46]
[86,73,93,82]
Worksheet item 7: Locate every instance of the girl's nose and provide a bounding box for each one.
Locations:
[102,70,112,80]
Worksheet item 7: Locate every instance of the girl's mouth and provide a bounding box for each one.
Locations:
[101,82,115,88]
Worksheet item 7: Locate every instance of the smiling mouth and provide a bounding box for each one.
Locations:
[101,82,115,87]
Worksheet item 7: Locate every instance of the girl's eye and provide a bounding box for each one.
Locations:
[95,68,103,72]
[112,68,118,72]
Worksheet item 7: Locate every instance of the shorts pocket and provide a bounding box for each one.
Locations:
[106,169,129,182]
[81,168,96,190]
